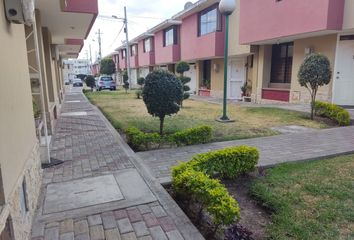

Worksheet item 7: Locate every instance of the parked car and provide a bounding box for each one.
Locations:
[96,76,116,91]
[72,78,83,87]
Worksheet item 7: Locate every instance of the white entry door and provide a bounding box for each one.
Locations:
[334,37,354,106]
[184,64,197,94]
[228,59,245,99]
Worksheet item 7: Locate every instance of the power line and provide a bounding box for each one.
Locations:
[108,24,125,49]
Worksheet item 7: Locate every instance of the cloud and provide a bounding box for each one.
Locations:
[79,0,193,61]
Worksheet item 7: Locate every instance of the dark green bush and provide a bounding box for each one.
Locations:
[171,125,212,146]
[125,127,161,151]
[172,146,259,228]
[314,101,350,126]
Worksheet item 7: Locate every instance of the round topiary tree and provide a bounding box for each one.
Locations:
[85,75,96,91]
[176,61,191,107]
[298,53,332,120]
[142,70,183,135]
[137,77,145,88]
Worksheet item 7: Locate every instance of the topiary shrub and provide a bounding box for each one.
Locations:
[298,53,332,120]
[314,101,351,126]
[137,77,145,87]
[123,70,129,93]
[85,75,96,91]
[142,70,183,135]
[125,127,161,151]
[135,90,142,99]
[176,61,191,107]
[171,125,212,146]
[172,146,259,232]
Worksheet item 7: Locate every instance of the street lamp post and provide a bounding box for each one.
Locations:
[217,0,236,122]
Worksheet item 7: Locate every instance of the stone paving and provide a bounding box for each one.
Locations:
[31,87,203,240]
[138,125,354,184]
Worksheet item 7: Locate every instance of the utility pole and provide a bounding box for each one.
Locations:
[96,29,102,61]
[89,44,92,63]
[124,6,131,89]
[89,44,92,74]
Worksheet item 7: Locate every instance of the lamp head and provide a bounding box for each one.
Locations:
[219,0,236,15]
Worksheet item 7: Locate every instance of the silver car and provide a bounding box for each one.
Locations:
[96,76,116,91]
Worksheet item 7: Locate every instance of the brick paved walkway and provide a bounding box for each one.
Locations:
[138,126,354,184]
[31,87,203,240]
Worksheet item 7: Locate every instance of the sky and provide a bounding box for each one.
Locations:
[78,0,194,62]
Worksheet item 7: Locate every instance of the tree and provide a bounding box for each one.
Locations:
[100,57,116,75]
[85,75,96,91]
[122,70,129,93]
[298,53,332,120]
[142,70,183,135]
[176,61,191,107]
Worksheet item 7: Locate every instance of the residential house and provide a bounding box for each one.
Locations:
[240,0,354,106]
[0,0,97,239]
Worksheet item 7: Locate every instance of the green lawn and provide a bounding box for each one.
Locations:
[251,155,354,240]
[85,91,329,141]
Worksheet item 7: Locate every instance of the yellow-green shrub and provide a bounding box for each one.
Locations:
[125,127,161,151]
[171,125,212,146]
[172,146,259,227]
[314,101,351,126]
[172,168,240,226]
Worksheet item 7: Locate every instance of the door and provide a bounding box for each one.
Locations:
[334,37,354,106]
[184,63,197,94]
[228,58,245,100]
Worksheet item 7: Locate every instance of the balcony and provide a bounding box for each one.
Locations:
[138,41,155,67]
[154,31,180,65]
[240,0,345,44]
[180,12,225,61]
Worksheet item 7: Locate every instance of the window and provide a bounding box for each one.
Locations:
[122,49,126,58]
[198,5,222,36]
[131,45,137,56]
[144,38,153,53]
[270,42,293,83]
[164,26,177,46]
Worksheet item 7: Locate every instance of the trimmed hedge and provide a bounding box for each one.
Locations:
[171,125,212,146]
[172,146,259,227]
[125,127,161,151]
[314,101,351,126]
[173,168,240,226]
[125,125,212,150]
[173,146,259,179]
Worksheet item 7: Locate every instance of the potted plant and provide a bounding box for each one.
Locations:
[241,81,252,102]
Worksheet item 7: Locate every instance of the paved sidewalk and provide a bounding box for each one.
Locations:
[31,87,203,240]
[137,126,354,184]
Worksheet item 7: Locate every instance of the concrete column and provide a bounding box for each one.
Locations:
[35,10,53,135]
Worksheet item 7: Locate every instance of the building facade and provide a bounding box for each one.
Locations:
[240,0,354,106]
[113,0,353,106]
[0,0,97,239]
[63,59,91,83]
